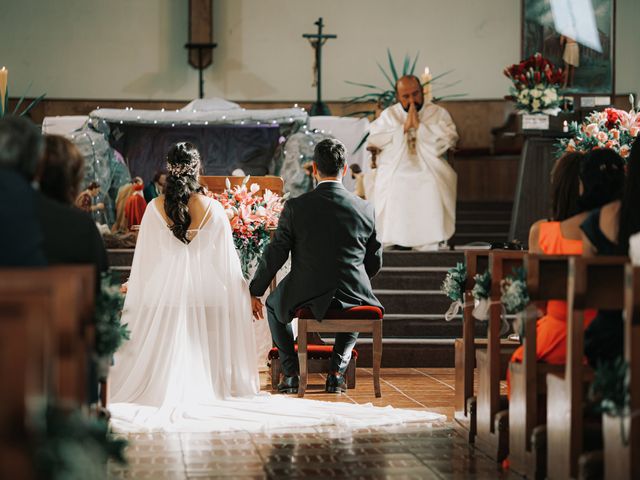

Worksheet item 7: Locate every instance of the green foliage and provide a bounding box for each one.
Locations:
[95,274,130,357]
[441,262,466,302]
[472,270,491,301]
[0,82,46,118]
[500,267,529,314]
[32,404,127,480]
[344,49,464,151]
[590,356,630,417]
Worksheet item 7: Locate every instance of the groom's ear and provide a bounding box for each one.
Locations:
[312,162,318,177]
[342,163,349,177]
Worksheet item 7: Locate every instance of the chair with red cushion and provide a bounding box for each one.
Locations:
[268,345,357,390]
[295,306,383,398]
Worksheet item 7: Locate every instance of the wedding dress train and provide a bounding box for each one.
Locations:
[109,197,444,433]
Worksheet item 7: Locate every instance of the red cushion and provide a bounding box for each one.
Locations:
[295,306,383,320]
[268,345,358,360]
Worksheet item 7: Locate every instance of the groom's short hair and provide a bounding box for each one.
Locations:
[314,138,346,177]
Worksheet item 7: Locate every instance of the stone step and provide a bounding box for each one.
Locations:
[357,314,487,339]
[322,338,456,368]
[371,267,449,290]
[381,251,463,268]
[457,210,512,221]
[374,289,451,315]
[455,221,510,234]
[450,232,509,246]
[457,201,513,212]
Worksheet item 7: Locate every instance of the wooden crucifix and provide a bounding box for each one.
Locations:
[303,17,337,116]
[185,0,217,99]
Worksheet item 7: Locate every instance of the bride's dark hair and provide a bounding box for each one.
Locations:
[164,142,204,243]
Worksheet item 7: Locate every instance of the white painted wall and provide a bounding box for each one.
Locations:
[0,0,637,101]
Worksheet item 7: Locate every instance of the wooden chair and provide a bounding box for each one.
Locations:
[546,256,627,479]
[200,175,284,195]
[475,250,526,462]
[296,306,383,398]
[602,263,640,480]
[509,254,571,479]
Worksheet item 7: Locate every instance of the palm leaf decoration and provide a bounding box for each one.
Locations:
[0,80,46,118]
[344,49,465,153]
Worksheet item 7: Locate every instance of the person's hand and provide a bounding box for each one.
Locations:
[251,296,264,320]
[404,102,419,132]
[95,202,105,210]
[120,282,128,294]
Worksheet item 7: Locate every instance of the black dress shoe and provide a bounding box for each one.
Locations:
[325,373,347,393]
[277,375,299,394]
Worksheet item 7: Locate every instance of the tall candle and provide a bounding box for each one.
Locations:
[0,67,7,114]
[420,66,433,102]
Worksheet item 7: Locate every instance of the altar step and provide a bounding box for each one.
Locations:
[106,249,487,368]
[452,201,512,246]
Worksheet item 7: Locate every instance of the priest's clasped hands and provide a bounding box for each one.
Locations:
[403,102,420,133]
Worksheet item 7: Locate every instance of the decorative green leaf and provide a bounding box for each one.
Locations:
[353,132,370,153]
[343,110,375,118]
[19,93,46,117]
[387,48,398,82]
[376,62,395,89]
[402,53,410,76]
[409,52,420,75]
[11,81,32,115]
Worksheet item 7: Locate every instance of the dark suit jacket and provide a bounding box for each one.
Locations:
[36,192,109,291]
[249,181,383,324]
[0,170,47,266]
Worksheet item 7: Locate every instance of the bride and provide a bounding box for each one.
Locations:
[108,142,443,432]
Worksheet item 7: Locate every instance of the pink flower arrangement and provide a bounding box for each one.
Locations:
[206,176,288,277]
[559,97,640,161]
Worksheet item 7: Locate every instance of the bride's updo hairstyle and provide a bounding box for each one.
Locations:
[164,142,204,243]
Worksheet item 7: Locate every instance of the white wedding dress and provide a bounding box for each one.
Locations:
[108,196,445,432]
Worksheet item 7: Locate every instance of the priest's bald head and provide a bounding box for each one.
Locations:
[395,75,424,113]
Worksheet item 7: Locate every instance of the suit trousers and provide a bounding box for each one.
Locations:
[266,301,359,377]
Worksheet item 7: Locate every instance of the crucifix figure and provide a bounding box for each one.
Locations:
[303,17,337,116]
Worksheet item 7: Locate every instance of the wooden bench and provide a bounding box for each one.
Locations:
[602,263,640,480]
[0,267,94,479]
[454,250,519,443]
[509,254,572,479]
[546,256,627,479]
[475,250,526,462]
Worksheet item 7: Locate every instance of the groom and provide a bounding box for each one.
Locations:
[250,138,383,394]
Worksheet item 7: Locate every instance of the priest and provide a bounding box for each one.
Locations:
[368,75,458,250]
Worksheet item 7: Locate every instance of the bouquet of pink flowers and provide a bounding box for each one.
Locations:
[559,97,640,160]
[207,176,288,277]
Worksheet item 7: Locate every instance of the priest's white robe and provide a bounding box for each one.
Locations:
[368,102,458,249]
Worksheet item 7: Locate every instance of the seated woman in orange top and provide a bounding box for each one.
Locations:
[509,149,625,382]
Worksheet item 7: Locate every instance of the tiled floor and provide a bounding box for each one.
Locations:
[109,368,517,479]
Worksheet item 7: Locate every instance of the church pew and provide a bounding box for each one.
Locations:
[602,264,640,480]
[475,250,526,462]
[454,250,520,443]
[0,270,74,479]
[454,250,489,440]
[0,266,94,405]
[546,256,627,480]
[509,254,571,479]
